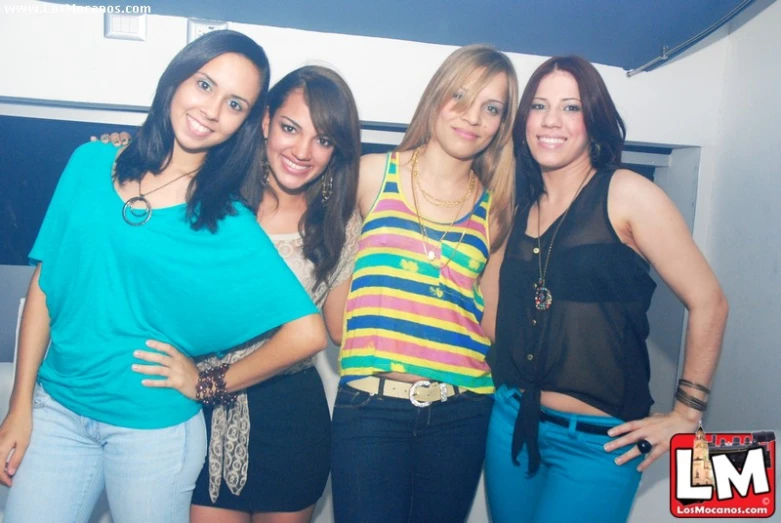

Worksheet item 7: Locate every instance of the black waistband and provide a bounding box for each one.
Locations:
[539,411,611,436]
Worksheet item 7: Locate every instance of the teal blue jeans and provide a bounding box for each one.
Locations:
[485,385,643,523]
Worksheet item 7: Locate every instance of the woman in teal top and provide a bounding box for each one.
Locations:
[0,30,325,523]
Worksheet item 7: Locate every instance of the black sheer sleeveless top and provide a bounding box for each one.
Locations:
[489,169,656,473]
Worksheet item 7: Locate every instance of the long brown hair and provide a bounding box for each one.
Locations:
[398,44,519,251]
[243,66,361,290]
[514,55,626,209]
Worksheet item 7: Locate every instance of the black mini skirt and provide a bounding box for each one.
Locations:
[191,366,331,512]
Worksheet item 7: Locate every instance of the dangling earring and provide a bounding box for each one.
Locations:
[321,172,333,204]
[589,140,602,162]
[261,161,270,186]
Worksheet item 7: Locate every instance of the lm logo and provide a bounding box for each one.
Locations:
[670,425,776,518]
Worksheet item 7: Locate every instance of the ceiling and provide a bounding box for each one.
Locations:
[57,0,769,71]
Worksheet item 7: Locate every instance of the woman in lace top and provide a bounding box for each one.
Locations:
[129,66,362,523]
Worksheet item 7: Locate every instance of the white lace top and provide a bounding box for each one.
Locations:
[271,213,362,374]
[197,212,362,502]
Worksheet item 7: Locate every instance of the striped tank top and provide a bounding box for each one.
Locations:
[339,152,494,393]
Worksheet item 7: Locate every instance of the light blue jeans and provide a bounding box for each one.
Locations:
[5,384,206,523]
[485,385,642,523]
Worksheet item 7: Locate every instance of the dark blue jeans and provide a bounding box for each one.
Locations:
[330,384,493,523]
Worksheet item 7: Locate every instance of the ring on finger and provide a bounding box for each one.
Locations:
[636,439,653,454]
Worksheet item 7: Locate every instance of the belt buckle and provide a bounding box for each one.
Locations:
[409,380,432,408]
[409,380,449,407]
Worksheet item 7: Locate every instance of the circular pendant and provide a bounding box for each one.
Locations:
[534,285,552,311]
[427,250,436,261]
[122,196,152,226]
[532,247,540,255]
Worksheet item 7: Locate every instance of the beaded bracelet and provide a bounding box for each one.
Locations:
[195,363,236,407]
[675,386,708,412]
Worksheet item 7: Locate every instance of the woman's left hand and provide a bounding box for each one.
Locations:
[132,340,199,400]
[604,410,699,471]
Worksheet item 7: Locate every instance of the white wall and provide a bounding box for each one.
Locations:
[630,3,781,522]
[705,1,781,430]
[0,0,728,147]
[1,1,779,522]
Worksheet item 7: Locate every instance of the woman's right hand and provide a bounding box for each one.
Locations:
[89,131,131,146]
[0,408,33,487]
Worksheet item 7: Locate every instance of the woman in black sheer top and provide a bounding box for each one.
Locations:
[480,56,728,523]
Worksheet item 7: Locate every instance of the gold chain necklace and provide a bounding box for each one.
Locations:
[413,150,476,208]
[122,172,192,226]
[533,171,592,310]
[409,148,476,269]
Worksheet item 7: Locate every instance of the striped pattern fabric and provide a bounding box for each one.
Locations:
[339,153,494,393]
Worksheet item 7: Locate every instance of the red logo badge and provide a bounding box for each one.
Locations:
[670,424,775,518]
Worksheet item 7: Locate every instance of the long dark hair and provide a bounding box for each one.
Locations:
[115,30,270,232]
[514,55,625,209]
[244,66,360,290]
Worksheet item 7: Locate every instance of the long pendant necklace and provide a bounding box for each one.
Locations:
[409,147,476,268]
[121,172,191,226]
[533,171,592,311]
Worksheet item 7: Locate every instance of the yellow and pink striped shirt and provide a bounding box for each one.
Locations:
[339,153,494,393]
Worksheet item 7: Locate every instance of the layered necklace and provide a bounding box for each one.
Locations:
[121,172,191,226]
[409,147,476,268]
[533,170,592,311]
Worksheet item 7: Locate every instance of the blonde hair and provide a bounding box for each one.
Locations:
[398,44,519,251]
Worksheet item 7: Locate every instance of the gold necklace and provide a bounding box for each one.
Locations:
[409,148,476,269]
[122,172,191,226]
[412,150,476,208]
[533,171,592,310]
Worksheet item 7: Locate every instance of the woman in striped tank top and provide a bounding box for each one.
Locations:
[330,45,519,523]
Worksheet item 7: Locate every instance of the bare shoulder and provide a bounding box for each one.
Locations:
[357,152,390,216]
[609,168,672,213]
[360,152,389,175]
[610,168,659,196]
[608,167,689,252]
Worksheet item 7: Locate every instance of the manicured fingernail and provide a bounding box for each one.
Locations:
[603,443,611,451]
[131,364,138,370]
[607,429,615,436]
[133,350,140,357]
[7,467,15,475]
[614,457,621,465]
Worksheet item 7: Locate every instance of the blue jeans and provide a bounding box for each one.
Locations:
[330,384,493,523]
[484,385,642,523]
[5,384,206,523]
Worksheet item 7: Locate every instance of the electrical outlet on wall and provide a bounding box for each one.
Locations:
[187,18,228,43]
